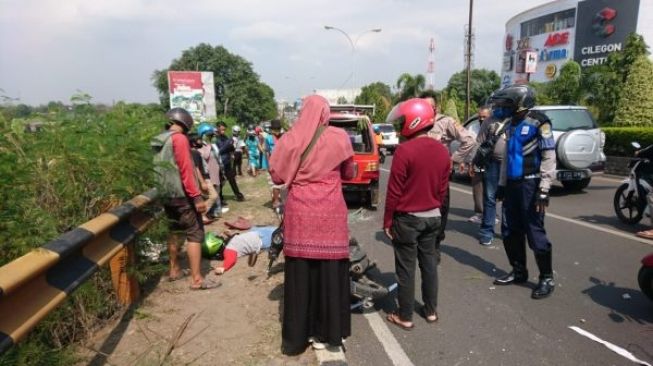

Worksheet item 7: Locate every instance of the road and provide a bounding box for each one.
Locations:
[344,157,653,366]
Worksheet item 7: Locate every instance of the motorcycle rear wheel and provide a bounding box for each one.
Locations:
[613,183,646,224]
[638,266,653,301]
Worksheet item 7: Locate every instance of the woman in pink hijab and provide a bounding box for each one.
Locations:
[269,95,356,354]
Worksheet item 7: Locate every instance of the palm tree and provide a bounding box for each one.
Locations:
[395,73,426,101]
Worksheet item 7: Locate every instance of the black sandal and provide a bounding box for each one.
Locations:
[420,307,439,323]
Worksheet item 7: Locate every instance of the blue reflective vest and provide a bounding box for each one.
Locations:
[506,118,555,180]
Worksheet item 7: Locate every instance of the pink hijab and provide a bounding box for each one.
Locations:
[270,95,353,185]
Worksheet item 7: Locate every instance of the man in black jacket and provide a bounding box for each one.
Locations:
[215,121,245,204]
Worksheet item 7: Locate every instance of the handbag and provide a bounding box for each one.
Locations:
[472,120,508,169]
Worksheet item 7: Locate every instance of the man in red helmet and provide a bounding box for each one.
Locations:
[419,90,476,243]
[383,98,451,330]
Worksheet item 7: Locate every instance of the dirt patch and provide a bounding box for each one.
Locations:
[76,174,317,365]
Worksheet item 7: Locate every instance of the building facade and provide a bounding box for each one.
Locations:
[501,0,643,87]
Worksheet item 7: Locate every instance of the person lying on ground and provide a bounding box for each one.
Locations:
[214,226,275,274]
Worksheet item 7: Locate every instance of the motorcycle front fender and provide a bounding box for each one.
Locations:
[642,253,653,267]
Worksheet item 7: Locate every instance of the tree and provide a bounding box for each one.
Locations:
[445,69,500,107]
[582,33,649,123]
[354,82,393,122]
[547,61,582,105]
[152,43,277,124]
[14,104,32,118]
[395,73,425,101]
[613,56,653,126]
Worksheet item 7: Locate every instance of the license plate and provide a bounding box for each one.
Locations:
[559,171,584,180]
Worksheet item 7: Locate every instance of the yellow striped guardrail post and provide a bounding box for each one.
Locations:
[0,189,160,354]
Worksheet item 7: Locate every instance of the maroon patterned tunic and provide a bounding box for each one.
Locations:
[282,168,350,260]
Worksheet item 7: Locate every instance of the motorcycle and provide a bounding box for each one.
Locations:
[639,253,653,301]
[613,142,653,224]
[267,205,395,310]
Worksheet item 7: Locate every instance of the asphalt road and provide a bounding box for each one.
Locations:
[344,157,653,366]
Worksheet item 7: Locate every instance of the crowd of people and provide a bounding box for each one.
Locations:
[151,84,558,354]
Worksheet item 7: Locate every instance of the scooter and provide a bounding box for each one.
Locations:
[613,142,653,224]
[639,253,653,301]
[267,205,395,310]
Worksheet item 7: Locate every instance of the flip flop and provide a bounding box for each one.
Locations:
[386,312,414,331]
[420,308,439,323]
[168,268,190,282]
[190,279,222,290]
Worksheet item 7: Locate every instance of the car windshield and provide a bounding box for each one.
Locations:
[377,124,395,133]
[330,119,373,153]
[538,109,597,131]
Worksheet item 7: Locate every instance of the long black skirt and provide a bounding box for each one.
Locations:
[282,257,351,355]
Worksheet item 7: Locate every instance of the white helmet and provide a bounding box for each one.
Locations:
[232,125,241,133]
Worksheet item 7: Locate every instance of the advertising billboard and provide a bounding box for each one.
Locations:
[168,71,217,123]
[574,0,640,67]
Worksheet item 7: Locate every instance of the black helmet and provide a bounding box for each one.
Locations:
[489,85,535,113]
[166,108,194,131]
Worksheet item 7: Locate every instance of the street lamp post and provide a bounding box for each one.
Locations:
[324,25,382,98]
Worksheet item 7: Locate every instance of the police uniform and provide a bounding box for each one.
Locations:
[498,111,557,298]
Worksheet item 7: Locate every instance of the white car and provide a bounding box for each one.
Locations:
[373,123,399,153]
[461,106,606,191]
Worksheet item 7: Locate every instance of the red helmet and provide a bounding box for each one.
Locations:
[386,98,435,138]
[255,126,263,134]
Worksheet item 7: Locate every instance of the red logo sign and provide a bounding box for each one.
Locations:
[505,34,513,51]
[544,32,570,47]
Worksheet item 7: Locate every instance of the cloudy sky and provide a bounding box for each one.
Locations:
[0,0,650,105]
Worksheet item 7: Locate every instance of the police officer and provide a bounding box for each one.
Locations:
[492,85,556,299]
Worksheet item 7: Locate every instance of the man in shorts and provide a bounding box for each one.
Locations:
[151,108,220,290]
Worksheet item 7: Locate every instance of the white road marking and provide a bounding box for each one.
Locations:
[363,312,415,366]
[448,185,653,246]
[569,326,652,366]
[315,346,347,365]
[592,175,627,184]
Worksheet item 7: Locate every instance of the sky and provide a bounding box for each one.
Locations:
[0,0,650,105]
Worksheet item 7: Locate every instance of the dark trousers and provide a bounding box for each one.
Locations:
[219,163,243,202]
[437,186,450,247]
[392,214,441,321]
[233,151,243,175]
[503,178,553,276]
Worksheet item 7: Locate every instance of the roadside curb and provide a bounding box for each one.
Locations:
[315,346,347,365]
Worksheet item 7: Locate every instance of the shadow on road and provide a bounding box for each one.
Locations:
[581,276,653,325]
[440,244,506,279]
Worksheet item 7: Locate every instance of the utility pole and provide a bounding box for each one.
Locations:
[465,0,474,121]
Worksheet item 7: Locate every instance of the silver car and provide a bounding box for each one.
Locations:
[460,106,606,191]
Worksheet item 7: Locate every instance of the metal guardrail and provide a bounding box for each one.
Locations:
[0,189,159,354]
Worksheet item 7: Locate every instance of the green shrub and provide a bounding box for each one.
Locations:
[0,102,168,365]
[602,127,653,156]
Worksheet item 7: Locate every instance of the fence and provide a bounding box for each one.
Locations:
[0,189,159,354]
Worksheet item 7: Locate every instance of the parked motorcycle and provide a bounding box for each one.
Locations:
[613,142,653,224]
[267,205,395,310]
[639,253,653,301]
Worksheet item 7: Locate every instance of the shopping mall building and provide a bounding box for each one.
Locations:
[501,0,648,87]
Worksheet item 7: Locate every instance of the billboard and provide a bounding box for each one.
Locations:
[574,0,640,67]
[167,71,217,123]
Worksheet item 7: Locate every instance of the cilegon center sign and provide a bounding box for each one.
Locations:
[573,0,640,67]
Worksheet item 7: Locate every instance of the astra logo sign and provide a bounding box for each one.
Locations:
[544,32,570,47]
[593,7,617,38]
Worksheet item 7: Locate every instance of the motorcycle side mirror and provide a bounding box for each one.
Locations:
[632,142,641,149]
